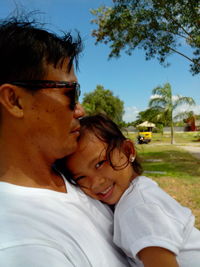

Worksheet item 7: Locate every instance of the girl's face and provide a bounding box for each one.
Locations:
[66,131,136,205]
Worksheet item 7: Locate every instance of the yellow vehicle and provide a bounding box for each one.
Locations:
[137,131,152,144]
[136,121,155,144]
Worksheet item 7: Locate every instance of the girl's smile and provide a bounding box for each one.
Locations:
[97,184,114,201]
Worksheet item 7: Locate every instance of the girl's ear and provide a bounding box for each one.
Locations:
[122,139,136,158]
[0,84,23,118]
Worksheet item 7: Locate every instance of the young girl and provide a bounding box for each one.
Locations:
[65,114,200,267]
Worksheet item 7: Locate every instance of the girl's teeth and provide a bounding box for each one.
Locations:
[101,185,113,195]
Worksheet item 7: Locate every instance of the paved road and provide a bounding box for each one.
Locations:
[178,145,200,160]
[146,142,200,160]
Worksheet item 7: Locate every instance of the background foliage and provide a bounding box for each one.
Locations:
[82,85,124,125]
[91,0,200,75]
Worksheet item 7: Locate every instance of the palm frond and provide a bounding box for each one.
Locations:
[173,96,196,109]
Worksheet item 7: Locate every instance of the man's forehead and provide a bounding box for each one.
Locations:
[44,62,77,81]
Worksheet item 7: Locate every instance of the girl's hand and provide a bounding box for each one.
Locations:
[138,246,179,267]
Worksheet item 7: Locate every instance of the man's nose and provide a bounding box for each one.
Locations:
[74,102,85,118]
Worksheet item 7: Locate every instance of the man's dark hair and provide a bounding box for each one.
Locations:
[0,13,83,84]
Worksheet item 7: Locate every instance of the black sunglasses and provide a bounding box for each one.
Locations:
[6,80,81,110]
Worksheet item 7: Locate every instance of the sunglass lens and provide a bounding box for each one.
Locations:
[68,83,81,110]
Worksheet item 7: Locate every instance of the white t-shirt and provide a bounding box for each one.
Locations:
[0,178,129,267]
[114,176,200,267]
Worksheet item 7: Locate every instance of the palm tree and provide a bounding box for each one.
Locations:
[149,83,195,144]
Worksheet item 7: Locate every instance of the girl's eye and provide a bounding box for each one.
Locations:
[74,176,90,189]
[75,176,85,183]
[95,160,106,169]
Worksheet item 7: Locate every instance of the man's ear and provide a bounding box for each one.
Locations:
[122,139,136,158]
[0,84,24,118]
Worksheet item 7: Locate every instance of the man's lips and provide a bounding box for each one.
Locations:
[71,126,80,135]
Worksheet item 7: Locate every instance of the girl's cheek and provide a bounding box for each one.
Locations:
[84,189,98,199]
[79,180,90,189]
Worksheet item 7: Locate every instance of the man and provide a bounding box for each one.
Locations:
[0,14,129,266]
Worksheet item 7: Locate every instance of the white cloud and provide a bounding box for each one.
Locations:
[149,94,200,116]
[174,103,200,116]
[150,94,161,99]
[123,103,200,123]
[172,95,181,101]
[123,106,140,123]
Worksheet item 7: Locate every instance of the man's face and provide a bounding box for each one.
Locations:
[22,59,85,161]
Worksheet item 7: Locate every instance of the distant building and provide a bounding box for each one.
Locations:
[185,116,200,131]
[195,120,200,131]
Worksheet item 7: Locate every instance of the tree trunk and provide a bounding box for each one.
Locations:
[171,120,174,144]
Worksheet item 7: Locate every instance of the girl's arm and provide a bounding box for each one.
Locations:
[138,246,179,267]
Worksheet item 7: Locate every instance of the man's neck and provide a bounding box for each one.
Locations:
[0,166,67,193]
[0,147,67,193]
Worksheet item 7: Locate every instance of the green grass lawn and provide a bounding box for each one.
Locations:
[137,144,200,178]
[135,143,200,229]
[123,131,200,228]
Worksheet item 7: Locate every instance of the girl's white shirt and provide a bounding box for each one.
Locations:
[114,176,200,267]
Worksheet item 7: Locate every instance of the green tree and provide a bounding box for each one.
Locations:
[133,108,165,133]
[149,83,195,144]
[82,85,124,124]
[91,0,200,75]
[134,108,162,125]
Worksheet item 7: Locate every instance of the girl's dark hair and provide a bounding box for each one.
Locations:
[0,13,83,84]
[55,114,143,185]
[79,114,143,175]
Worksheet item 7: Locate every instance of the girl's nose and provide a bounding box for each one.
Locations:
[90,176,106,193]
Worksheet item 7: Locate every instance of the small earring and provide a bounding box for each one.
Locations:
[129,155,135,163]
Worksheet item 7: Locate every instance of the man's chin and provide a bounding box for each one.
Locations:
[65,141,79,157]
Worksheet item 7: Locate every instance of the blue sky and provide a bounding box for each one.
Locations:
[1,0,200,122]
